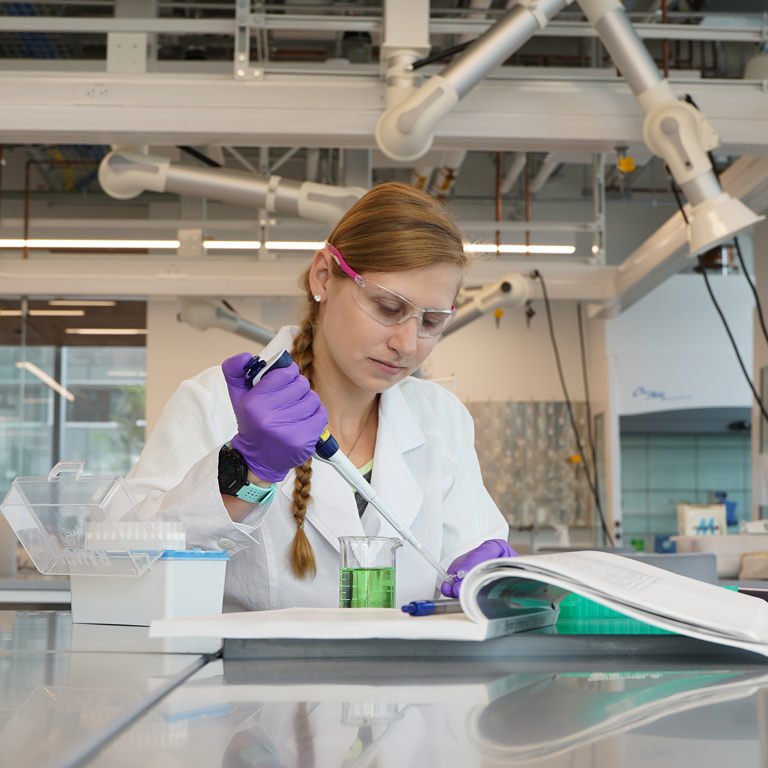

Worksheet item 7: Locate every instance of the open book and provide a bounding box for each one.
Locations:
[150,551,768,653]
[461,550,768,655]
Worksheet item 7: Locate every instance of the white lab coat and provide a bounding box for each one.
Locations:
[127,326,508,611]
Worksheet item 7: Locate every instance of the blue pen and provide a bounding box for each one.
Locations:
[402,599,463,617]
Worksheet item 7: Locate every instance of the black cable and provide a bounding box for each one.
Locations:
[681,96,768,351]
[665,156,768,425]
[733,237,768,348]
[664,163,689,224]
[411,39,474,70]
[178,145,222,168]
[698,256,768,426]
[531,271,613,546]
[577,302,601,511]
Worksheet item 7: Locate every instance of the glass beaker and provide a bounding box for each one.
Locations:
[339,536,402,608]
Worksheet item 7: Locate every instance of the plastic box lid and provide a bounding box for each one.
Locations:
[0,461,164,577]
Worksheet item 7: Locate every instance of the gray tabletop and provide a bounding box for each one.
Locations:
[5,610,768,768]
[97,657,768,768]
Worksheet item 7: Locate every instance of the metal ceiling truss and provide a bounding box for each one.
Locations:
[0,13,764,45]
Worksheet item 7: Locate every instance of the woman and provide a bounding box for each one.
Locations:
[128,182,514,611]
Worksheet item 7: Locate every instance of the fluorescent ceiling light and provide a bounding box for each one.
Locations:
[49,300,117,307]
[29,309,85,317]
[107,370,147,376]
[464,244,495,253]
[0,309,86,317]
[203,240,261,249]
[202,241,325,250]
[15,361,75,402]
[464,244,576,255]
[501,245,576,254]
[65,328,147,335]
[265,241,325,250]
[0,240,180,249]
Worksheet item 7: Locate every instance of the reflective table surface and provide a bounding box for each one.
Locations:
[0,611,207,768]
[4,611,768,768]
[95,658,768,768]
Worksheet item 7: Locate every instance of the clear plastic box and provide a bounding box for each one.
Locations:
[0,461,163,577]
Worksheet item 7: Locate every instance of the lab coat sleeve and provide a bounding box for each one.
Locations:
[439,403,509,566]
[127,448,269,553]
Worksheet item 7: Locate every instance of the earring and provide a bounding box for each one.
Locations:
[314,295,322,302]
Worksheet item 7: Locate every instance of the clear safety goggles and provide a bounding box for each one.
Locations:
[326,243,457,339]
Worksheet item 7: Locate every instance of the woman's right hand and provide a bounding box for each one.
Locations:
[222,352,328,483]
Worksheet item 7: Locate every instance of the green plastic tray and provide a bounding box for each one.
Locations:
[555,587,738,636]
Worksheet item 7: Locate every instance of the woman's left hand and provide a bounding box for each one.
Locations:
[440,539,517,598]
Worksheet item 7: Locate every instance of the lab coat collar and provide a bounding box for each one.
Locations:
[278,377,426,552]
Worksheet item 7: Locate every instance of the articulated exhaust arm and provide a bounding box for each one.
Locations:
[579,0,762,255]
[376,0,574,163]
[377,0,762,254]
[99,150,367,227]
[442,273,530,337]
[178,299,277,345]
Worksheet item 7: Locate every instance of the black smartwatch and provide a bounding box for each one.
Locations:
[218,444,276,505]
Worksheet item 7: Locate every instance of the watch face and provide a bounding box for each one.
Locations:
[219,446,248,495]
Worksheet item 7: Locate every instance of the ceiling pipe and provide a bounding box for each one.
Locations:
[430,149,467,200]
[530,152,561,194]
[99,149,366,227]
[501,152,527,195]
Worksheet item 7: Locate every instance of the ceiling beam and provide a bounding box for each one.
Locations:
[0,255,616,301]
[0,15,761,44]
[0,72,765,153]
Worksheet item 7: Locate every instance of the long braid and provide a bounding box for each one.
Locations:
[288,305,319,579]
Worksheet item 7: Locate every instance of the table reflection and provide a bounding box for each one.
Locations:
[88,662,768,768]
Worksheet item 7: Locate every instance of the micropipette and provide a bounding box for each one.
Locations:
[243,349,457,585]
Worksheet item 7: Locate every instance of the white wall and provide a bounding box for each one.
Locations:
[145,297,301,435]
[607,273,753,415]
[752,220,768,515]
[425,299,587,403]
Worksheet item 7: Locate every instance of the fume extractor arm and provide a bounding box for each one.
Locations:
[99,149,367,227]
[442,273,530,338]
[177,298,277,345]
[375,0,762,255]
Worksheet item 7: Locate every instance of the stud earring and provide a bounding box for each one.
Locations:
[314,295,322,302]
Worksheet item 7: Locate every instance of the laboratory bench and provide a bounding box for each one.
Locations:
[0,573,71,611]
[4,611,768,768]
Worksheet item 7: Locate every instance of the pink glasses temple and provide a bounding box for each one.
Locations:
[325,243,456,311]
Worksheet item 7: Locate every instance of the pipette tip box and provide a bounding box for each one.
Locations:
[71,548,230,627]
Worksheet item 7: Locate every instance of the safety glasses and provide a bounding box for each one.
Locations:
[326,243,457,338]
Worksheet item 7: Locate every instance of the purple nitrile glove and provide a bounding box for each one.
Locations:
[222,352,328,483]
[440,539,518,598]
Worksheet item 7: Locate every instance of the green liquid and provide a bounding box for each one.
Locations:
[339,567,396,608]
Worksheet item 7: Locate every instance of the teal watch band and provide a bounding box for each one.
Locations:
[235,480,276,505]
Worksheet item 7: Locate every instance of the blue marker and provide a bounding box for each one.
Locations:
[402,599,463,617]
